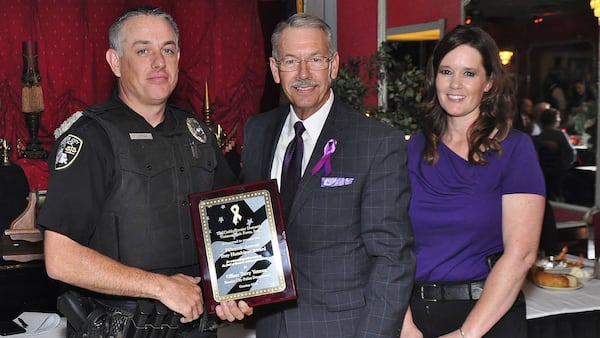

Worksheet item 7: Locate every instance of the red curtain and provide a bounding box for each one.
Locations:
[0,0,265,188]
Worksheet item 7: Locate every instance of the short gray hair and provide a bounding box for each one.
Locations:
[271,13,336,59]
[109,6,179,56]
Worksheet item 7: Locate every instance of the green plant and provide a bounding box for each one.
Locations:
[331,56,371,113]
[374,43,424,135]
[332,43,425,136]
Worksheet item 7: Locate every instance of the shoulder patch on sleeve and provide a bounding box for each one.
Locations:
[55,134,84,170]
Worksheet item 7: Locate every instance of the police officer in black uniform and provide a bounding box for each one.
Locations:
[37,6,252,338]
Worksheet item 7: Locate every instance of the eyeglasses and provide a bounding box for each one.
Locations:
[275,55,332,71]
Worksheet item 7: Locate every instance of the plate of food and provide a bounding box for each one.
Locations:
[528,266,582,290]
[530,246,594,289]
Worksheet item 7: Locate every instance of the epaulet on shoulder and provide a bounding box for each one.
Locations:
[54,111,84,139]
[54,101,122,139]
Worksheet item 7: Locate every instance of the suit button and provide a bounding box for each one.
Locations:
[184,234,190,240]
[180,167,185,172]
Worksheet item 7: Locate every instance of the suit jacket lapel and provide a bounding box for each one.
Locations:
[287,100,349,222]
[263,107,288,179]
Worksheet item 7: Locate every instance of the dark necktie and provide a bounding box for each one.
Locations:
[280,121,305,217]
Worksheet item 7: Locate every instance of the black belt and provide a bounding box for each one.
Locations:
[95,297,218,333]
[413,280,485,302]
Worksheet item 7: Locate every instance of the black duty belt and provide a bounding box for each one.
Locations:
[57,291,182,338]
[413,280,485,302]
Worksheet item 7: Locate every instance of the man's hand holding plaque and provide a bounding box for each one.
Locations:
[215,300,254,321]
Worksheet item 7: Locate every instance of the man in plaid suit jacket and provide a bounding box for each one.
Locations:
[235,13,415,338]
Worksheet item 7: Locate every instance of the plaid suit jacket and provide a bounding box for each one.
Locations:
[240,99,415,338]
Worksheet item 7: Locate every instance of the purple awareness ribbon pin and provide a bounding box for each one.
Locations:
[311,139,337,176]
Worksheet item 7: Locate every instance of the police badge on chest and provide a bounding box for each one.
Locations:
[186,118,208,159]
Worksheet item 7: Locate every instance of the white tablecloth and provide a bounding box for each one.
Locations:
[524,257,600,319]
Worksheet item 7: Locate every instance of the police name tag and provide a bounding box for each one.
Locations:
[188,180,297,313]
[129,133,153,140]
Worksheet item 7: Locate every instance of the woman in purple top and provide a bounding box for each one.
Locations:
[400,26,545,338]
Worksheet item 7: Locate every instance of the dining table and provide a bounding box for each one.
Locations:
[524,255,600,338]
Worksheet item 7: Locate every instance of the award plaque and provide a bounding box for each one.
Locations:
[189,179,297,313]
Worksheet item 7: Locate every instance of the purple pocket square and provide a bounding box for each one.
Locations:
[320,177,354,188]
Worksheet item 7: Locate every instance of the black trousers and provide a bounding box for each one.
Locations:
[410,291,527,338]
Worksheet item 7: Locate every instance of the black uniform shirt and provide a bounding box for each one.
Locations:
[38,103,237,247]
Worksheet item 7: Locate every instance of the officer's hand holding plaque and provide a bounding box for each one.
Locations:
[188,179,297,314]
